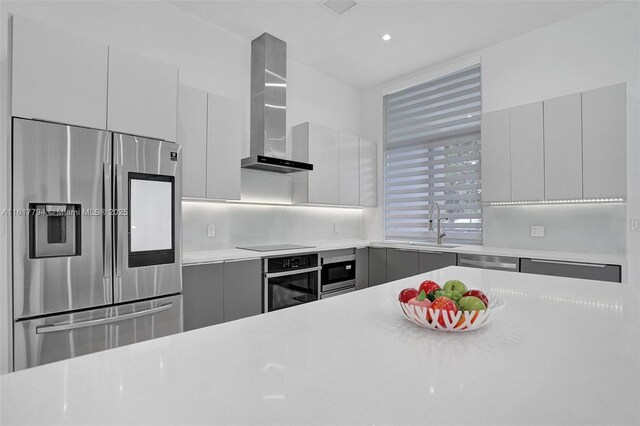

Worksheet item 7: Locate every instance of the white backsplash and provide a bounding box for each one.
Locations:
[482,203,627,254]
[182,201,363,251]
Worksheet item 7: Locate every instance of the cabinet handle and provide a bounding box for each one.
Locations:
[529,259,607,268]
[225,258,261,263]
[395,249,417,253]
[459,259,518,270]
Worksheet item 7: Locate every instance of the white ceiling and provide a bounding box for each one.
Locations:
[170,0,606,90]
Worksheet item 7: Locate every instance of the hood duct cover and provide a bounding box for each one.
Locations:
[241,33,313,174]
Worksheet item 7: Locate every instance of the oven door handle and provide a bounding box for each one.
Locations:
[265,266,322,278]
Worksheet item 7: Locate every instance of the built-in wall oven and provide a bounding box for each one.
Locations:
[263,254,321,312]
[320,249,356,299]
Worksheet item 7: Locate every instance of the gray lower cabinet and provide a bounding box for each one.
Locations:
[355,248,369,290]
[182,263,224,332]
[419,251,458,273]
[368,248,387,287]
[386,249,419,282]
[520,258,621,283]
[223,259,262,322]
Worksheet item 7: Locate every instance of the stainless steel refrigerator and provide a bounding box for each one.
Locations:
[12,118,183,371]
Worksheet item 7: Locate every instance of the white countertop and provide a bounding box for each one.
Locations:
[2,266,638,425]
[183,239,626,270]
[369,241,628,265]
[182,239,371,265]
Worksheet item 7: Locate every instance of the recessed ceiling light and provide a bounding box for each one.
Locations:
[382,34,391,41]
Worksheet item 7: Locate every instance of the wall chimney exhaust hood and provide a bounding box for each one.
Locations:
[241,33,313,174]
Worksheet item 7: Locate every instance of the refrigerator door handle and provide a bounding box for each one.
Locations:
[103,163,112,279]
[114,163,123,278]
[35,303,173,334]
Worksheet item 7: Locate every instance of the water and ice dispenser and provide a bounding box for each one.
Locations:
[29,203,81,258]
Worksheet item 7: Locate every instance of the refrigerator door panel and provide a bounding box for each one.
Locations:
[12,118,112,319]
[14,295,183,370]
[113,133,182,303]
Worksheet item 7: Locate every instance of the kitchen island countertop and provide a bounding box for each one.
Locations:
[1,266,638,425]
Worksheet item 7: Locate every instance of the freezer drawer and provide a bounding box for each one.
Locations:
[14,295,182,371]
[520,258,621,283]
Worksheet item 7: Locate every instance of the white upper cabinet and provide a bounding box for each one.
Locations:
[582,83,626,199]
[480,84,626,202]
[177,85,208,198]
[544,93,583,200]
[339,133,360,206]
[206,93,242,200]
[510,102,544,201]
[359,138,378,207]
[107,47,178,142]
[480,109,511,202]
[11,15,108,129]
[292,122,340,205]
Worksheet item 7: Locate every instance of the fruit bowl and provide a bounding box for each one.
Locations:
[395,291,506,332]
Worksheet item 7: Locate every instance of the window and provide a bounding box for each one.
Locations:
[383,64,482,244]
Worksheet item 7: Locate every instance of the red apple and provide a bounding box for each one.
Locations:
[463,289,489,307]
[428,297,459,327]
[418,280,440,295]
[398,288,419,303]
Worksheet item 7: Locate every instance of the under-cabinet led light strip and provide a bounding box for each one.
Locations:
[487,198,625,206]
[182,197,364,211]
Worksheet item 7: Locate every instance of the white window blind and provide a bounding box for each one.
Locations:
[383,64,482,244]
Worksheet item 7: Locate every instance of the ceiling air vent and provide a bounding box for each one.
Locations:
[322,0,358,15]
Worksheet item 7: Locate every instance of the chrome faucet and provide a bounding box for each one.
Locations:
[428,202,446,245]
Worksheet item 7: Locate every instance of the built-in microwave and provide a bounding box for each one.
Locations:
[320,251,356,297]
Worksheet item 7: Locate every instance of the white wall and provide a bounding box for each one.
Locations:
[0,1,364,372]
[361,2,639,263]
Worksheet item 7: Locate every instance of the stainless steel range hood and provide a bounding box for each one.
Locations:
[241,33,313,174]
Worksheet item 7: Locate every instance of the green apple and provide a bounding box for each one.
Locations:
[444,280,468,295]
[433,289,462,302]
[458,296,487,311]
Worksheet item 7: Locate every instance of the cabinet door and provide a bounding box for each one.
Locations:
[355,248,369,291]
[386,249,419,282]
[418,251,458,274]
[177,85,207,198]
[206,93,242,200]
[359,138,378,207]
[107,46,178,142]
[182,263,224,331]
[480,110,511,202]
[11,15,108,130]
[520,258,621,283]
[544,94,583,200]
[582,84,626,199]
[510,102,544,201]
[368,248,387,287]
[339,133,360,205]
[223,259,262,322]
[308,123,340,204]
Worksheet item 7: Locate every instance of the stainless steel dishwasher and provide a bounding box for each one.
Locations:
[457,254,520,272]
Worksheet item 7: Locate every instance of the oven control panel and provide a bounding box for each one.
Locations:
[267,254,318,273]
